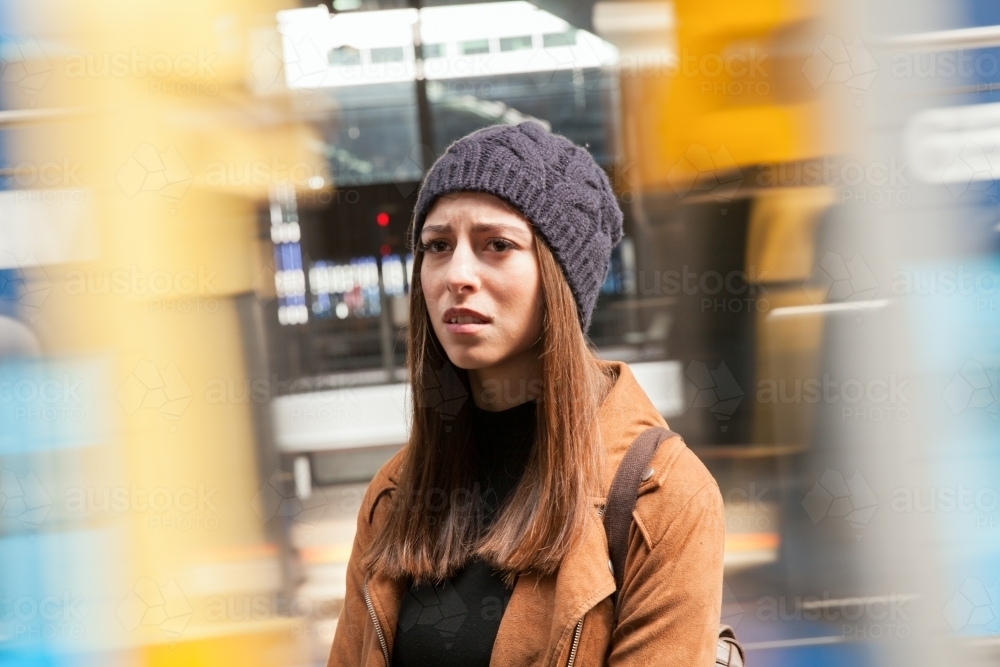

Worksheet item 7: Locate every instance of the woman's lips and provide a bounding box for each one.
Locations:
[444,317,488,334]
[444,322,488,334]
[443,308,490,335]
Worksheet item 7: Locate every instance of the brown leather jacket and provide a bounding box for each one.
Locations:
[327,362,725,667]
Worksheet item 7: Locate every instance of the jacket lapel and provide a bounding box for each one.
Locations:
[490,501,616,667]
[366,361,661,667]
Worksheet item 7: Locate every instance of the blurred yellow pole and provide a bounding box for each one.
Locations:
[16,0,328,663]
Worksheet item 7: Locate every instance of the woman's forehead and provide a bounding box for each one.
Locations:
[424,193,532,234]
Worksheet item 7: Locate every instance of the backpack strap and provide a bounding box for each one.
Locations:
[602,426,747,666]
[602,426,676,615]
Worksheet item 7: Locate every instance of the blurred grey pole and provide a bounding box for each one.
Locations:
[829,0,998,664]
[409,0,436,170]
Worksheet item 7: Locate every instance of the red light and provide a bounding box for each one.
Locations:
[380,244,392,256]
[376,212,390,227]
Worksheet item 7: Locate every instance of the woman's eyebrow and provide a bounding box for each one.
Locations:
[469,222,531,237]
[420,223,451,236]
[421,222,530,238]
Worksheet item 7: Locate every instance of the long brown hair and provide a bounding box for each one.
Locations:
[363,227,612,586]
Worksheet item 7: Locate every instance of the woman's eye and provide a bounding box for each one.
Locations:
[487,239,514,252]
[421,240,449,253]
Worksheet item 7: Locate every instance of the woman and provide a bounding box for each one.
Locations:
[328,122,725,666]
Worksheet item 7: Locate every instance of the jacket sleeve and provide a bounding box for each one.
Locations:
[606,478,726,667]
[327,481,380,667]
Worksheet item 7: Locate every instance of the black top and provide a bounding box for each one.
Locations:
[392,400,537,667]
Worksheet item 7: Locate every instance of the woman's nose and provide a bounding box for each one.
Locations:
[444,242,480,294]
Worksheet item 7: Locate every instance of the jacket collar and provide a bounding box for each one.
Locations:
[382,361,666,490]
[371,360,668,663]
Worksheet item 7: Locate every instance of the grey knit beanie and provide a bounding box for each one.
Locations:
[412,122,623,332]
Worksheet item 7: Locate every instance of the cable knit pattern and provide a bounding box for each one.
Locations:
[412,122,623,332]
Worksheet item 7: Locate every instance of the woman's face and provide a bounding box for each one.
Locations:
[419,191,543,373]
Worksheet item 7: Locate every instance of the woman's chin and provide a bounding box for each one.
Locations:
[443,352,496,371]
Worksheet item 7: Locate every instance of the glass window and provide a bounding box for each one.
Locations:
[328,45,361,66]
[499,35,533,52]
[422,43,445,58]
[542,30,576,47]
[370,46,405,64]
[459,39,490,55]
[317,83,422,186]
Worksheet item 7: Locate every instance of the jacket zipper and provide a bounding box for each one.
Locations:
[363,575,390,666]
[566,618,584,667]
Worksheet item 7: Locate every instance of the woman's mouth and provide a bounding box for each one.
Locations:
[443,308,490,334]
